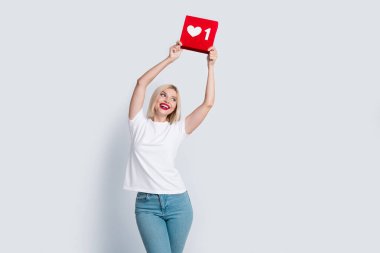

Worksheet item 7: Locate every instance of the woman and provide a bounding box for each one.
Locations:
[124,41,217,253]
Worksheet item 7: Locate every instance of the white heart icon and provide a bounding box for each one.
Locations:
[187,25,202,37]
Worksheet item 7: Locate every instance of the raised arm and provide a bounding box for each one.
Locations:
[129,42,182,120]
[185,47,218,134]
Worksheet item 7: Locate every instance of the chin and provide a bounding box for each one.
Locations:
[155,108,170,116]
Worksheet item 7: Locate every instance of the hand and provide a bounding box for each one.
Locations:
[168,41,182,62]
[207,46,218,66]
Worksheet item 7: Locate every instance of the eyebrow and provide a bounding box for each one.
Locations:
[161,91,177,98]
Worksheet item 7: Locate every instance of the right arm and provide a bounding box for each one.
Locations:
[129,43,182,120]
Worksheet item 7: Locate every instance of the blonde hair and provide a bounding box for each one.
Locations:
[147,84,181,124]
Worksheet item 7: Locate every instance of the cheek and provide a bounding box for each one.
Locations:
[156,99,163,106]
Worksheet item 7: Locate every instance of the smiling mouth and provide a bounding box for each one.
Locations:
[159,103,170,110]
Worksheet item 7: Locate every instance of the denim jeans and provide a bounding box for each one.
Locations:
[135,191,193,253]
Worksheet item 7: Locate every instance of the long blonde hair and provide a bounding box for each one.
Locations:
[147,84,181,124]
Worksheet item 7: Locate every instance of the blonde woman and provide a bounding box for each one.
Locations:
[124,41,217,253]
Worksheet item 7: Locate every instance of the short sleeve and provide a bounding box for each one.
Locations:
[128,109,145,137]
[177,118,190,139]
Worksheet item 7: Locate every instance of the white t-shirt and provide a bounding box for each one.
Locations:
[123,109,189,194]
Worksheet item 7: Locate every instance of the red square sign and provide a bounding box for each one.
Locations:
[180,15,219,54]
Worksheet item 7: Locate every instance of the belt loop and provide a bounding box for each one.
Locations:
[146,193,150,200]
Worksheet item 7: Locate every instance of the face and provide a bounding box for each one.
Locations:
[154,88,178,117]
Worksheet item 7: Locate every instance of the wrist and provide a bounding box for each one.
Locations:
[166,56,175,64]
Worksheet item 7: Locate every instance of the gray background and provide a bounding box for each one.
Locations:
[1,1,379,252]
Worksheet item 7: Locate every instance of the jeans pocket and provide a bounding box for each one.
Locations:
[136,192,148,200]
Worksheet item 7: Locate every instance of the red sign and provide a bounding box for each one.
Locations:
[180,15,219,54]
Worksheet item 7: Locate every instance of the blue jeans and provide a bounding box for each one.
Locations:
[135,191,193,253]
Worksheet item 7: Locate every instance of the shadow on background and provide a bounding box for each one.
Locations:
[96,110,143,253]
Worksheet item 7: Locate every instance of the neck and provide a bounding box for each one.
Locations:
[153,115,168,122]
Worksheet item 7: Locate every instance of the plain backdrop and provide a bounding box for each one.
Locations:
[1,1,379,253]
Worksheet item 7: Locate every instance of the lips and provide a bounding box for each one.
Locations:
[159,103,170,110]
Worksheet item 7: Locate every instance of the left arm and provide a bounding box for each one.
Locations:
[185,47,218,134]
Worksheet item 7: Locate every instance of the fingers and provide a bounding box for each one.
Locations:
[174,41,182,52]
[208,46,218,61]
[170,41,182,53]
[171,44,182,53]
[169,42,183,60]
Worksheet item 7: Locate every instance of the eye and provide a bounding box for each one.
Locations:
[160,92,166,97]
[171,98,176,102]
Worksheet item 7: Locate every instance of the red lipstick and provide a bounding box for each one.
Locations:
[159,103,170,110]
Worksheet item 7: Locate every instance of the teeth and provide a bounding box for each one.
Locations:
[160,103,169,109]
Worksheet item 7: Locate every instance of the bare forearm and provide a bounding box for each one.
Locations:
[137,57,173,87]
[203,65,215,107]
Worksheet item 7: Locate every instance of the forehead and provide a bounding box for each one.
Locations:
[161,88,177,97]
